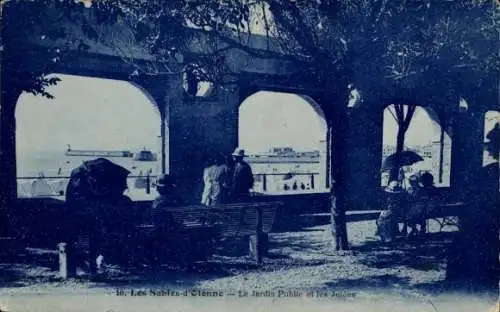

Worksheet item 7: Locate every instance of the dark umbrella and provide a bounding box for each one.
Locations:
[381,151,424,172]
[66,158,131,200]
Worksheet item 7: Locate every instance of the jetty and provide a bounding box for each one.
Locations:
[65,145,133,158]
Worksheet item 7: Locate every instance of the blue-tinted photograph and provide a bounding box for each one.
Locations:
[0,1,498,311]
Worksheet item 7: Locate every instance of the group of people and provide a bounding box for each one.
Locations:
[200,147,254,206]
[145,147,255,263]
[376,171,438,242]
[62,147,255,274]
[150,147,254,224]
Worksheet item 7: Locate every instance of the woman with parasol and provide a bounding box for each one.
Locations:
[377,151,424,241]
[65,158,134,276]
[376,180,408,242]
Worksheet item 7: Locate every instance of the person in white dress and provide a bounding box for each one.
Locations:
[209,154,231,205]
[201,157,216,206]
[201,154,231,206]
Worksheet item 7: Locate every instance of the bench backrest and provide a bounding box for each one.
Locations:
[209,202,279,237]
[159,202,282,237]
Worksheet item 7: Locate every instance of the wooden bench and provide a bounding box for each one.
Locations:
[150,201,282,262]
[57,201,282,278]
[399,201,463,235]
[425,202,463,232]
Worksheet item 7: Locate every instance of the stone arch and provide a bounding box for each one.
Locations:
[381,103,452,187]
[238,91,329,195]
[483,110,500,165]
[297,94,328,130]
[15,73,165,199]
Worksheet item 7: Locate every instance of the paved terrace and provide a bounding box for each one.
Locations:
[0,220,497,312]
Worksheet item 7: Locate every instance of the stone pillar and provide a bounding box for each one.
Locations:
[138,75,240,203]
[450,107,485,199]
[133,74,179,178]
[447,97,499,289]
[344,101,384,210]
[0,79,22,235]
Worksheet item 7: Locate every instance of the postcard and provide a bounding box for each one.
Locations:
[0,1,498,311]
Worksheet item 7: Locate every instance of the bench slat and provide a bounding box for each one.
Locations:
[147,201,282,239]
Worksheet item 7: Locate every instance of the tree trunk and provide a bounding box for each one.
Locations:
[329,109,349,251]
[389,126,407,182]
[388,104,415,182]
[325,126,332,189]
[330,188,349,250]
[396,127,405,154]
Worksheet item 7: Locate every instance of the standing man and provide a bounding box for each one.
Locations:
[230,148,254,202]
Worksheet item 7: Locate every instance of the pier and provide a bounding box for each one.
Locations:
[65,147,133,158]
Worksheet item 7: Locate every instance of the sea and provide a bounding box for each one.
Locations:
[16,150,328,199]
[16,150,161,200]
[17,148,467,199]
[17,151,161,178]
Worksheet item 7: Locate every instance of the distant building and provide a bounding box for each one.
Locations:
[247,147,320,165]
[246,146,327,194]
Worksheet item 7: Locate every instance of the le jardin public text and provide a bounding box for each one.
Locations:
[116,288,356,298]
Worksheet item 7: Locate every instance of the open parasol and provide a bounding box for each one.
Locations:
[66,158,131,200]
[381,150,424,172]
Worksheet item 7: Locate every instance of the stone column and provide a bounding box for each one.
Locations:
[344,98,384,210]
[450,107,485,199]
[133,73,181,179]
[138,74,240,203]
[0,79,22,235]
[447,96,499,289]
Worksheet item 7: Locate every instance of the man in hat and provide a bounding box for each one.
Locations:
[229,148,254,202]
[150,174,217,264]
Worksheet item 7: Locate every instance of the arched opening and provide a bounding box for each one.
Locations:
[381,104,452,188]
[238,91,329,195]
[483,110,499,166]
[182,63,215,97]
[15,74,165,200]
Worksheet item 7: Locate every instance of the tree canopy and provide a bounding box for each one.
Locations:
[2,0,498,104]
[258,0,499,101]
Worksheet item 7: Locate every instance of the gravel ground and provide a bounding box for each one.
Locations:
[0,220,497,312]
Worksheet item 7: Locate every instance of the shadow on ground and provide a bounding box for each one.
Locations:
[325,275,412,290]
[1,224,496,298]
[352,231,455,271]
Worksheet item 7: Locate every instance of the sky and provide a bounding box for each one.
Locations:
[16,74,160,153]
[382,105,442,147]
[239,92,443,153]
[239,92,327,153]
[15,75,498,156]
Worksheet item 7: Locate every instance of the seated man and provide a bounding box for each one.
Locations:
[149,174,217,264]
[151,174,185,228]
[407,172,438,236]
[65,159,134,274]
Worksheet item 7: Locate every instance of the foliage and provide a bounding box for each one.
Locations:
[254,0,499,98]
[1,0,254,97]
[2,0,498,101]
[1,0,91,98]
